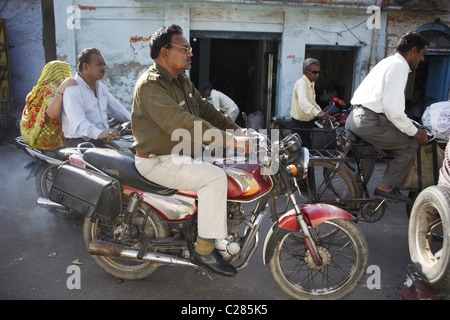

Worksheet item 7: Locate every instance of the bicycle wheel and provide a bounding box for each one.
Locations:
[271,161,359,221]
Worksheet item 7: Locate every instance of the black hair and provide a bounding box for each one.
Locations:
[150,24,184,59]
[202,83,213,91]
[396,32,429,54]
[77,48,103,73]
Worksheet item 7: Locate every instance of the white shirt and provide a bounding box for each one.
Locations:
[351,53,418,137]
[290,74,322,121]
[62,74,131,139]
[208,89,239,118]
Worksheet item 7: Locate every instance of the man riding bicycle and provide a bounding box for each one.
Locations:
[346,32,429,203]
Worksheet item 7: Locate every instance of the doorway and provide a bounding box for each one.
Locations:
[305,45,357,107]
[406,22,450,121]
[190,31,280,128]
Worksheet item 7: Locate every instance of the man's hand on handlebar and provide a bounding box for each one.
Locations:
[317,111,329,120]
[226,135,254,155]
[414,129,429,146]
[99,128,120,141]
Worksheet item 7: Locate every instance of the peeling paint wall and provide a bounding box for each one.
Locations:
[386,11,450,56]
[54,0,385,117]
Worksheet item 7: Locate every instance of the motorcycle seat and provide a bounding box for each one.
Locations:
[83,148,177,196]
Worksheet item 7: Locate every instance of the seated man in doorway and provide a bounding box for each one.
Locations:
[202,83,240,122]
[290,58,329,148]
[62,48,131,146]
[346,32,429,202]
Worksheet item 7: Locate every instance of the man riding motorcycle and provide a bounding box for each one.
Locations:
[131,24,250,277]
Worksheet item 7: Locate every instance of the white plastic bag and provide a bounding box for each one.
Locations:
[422,100,450,141]
[247,111,264,129]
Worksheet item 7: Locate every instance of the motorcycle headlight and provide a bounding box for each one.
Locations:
[285,148,309,178]
[280,134,309,178]
[280,133,302,164]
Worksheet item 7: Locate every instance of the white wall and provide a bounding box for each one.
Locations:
[53,0,386,117]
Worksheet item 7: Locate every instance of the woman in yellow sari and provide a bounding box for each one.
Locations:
[20,61,77,150]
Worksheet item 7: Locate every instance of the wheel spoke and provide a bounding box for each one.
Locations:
[272,220,367,298]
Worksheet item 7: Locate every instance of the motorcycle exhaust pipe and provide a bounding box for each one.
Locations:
[37,197,67,210]
[88,239,196,268]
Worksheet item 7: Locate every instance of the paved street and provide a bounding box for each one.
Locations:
[0,136,416,302]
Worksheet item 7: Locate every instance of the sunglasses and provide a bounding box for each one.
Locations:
[307,70,321,74]
[167,43,193,54]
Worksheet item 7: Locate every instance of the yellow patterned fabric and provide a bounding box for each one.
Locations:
[20,61,72,150]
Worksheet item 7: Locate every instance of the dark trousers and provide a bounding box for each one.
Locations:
[345,106,418,188]
[291,118,316,149]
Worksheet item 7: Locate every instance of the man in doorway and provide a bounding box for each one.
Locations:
[290,58,329,148]
[202,83,240,122]
[132,24,250,276]
[346,32,429,202]
[62,48,131,146]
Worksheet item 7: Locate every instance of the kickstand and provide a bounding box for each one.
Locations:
[195,266,221,280]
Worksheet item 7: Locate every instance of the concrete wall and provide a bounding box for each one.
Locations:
[53,0,385,117]
[1,0,46,115]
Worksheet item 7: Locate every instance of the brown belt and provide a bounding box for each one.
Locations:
[136,151,151,158]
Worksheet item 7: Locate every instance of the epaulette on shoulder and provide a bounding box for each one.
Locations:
[146,74,160,82]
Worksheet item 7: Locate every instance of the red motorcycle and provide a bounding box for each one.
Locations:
[46,132,369,300]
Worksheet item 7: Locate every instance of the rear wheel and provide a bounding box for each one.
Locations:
[35,163,81,219]
[83,200,169,280]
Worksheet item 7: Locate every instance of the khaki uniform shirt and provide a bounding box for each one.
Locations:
[132,63,240,156]
[290,74,322,122]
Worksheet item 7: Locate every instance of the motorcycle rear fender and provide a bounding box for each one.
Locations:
[263,203,355,265]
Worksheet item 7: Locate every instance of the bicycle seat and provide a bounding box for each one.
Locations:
[342,129,370,147]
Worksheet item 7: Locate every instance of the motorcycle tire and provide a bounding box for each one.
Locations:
[35,163,82,219]
[267,219,369,300]
[408,185,450,294]
[83,200,170,280]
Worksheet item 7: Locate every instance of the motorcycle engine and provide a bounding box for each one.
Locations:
[215,202,244,260]
[215,237,240,260]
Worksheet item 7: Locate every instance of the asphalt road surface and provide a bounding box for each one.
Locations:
[0,139,420,304]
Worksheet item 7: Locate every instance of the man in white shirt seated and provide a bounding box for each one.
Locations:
[61,48,131,147]
[202,83,239,122]
[345,32,429,202]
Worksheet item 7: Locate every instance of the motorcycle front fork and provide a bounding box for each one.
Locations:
[289,193,323,266]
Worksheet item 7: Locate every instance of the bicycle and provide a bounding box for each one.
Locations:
[270,117,437,224]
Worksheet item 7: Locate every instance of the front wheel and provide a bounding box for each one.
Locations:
[409,185,450,294]
[267,219,369,300]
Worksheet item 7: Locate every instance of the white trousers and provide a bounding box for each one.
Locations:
[135,155,228,239]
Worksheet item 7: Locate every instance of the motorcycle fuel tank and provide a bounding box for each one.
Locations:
[176,162,273,202]
[220,162,273,202]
